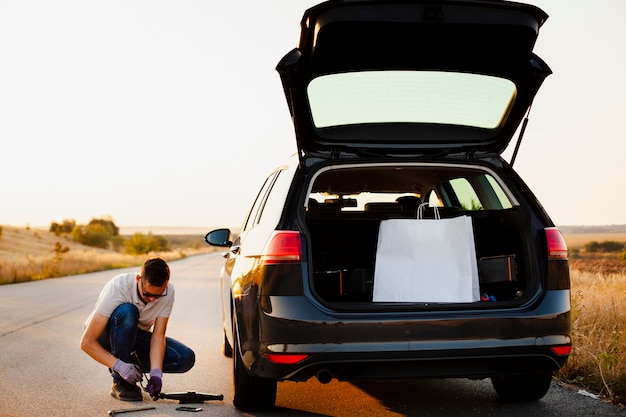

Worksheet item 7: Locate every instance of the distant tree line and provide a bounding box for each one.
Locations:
[50,217,170,255]
[583,240,625,253]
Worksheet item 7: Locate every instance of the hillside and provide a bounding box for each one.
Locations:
[0,225,112,258]
[0,225,213,285]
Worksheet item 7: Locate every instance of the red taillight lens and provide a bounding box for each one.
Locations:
[264,353,309,364]
[551,345,572,356]
[261,231,302,265]
[545,227,568,260]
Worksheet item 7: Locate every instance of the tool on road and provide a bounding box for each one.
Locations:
[159,391,224,404]
[107,406,156,416]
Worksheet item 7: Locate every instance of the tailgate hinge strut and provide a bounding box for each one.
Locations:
[510,106,532,168]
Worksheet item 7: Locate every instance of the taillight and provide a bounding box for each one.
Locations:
[545,227,568,260]
[545,227,570,290]
[260,231,302,265]
[551,345,572,356]
[264,353,309,364]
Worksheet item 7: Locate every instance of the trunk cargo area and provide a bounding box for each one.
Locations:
[307,206,532,305]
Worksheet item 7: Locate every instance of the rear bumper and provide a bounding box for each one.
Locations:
[265,346,568,382]
[239,290,571,382]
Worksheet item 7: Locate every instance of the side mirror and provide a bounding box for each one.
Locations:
[204,228,232,247]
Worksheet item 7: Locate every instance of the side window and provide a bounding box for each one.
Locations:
[449,178,482,210]
[241,171,280,232]
[485,174,513,209]
[444,174,513,211]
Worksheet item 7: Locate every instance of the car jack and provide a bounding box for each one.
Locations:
[159,391,223,404]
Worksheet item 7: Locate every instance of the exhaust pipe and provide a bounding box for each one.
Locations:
[315,369,333,384]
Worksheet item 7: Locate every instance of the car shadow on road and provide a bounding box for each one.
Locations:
[351,378,564,417]
[242,377,621,417]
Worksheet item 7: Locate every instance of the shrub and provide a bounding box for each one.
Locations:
[584,240,625,253]
[72,223,112,249]
[124,233,170,255]
[50,219,76,235]
[69,217,120,249]
[88,217,119,236]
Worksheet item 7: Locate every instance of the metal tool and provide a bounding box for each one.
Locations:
[130,351,148,392]
[159,391,223,404]
[107,406,156,416]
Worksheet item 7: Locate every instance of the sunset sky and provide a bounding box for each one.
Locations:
[1,1,625,230]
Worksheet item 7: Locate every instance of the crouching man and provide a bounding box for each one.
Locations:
[80,257,195,401]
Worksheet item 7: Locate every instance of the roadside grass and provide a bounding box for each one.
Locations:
[0,225,216,285]
[558,268,626,404]
[0,249,210,285]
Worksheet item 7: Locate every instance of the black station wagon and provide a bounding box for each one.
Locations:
[206,0,571,410]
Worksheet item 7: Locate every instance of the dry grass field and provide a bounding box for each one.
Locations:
[559,232,626,404]
[0,225,214,285]
[1,225,625,403]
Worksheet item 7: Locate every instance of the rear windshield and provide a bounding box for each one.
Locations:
[308,164,515,213]
[307,71,516,130]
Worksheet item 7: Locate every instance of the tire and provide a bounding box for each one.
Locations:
[232,325,277,411]
[491,371,553,402]
[222,330,233,358]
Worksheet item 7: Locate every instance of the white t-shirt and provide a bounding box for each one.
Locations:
[84,272,175,332]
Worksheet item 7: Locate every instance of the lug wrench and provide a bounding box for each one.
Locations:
[107,405,156,416]
[130,351,149,392]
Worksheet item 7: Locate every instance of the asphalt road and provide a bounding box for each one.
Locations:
[1,253,624,417]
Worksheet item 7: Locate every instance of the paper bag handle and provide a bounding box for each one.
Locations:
[417,203,440,220]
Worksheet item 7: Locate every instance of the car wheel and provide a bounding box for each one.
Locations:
[232,324,277,411]
[491,371,553,402]
[222,330,233,358]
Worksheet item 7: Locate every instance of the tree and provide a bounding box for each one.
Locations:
[88,217,119,236]
[124,233,170,255]
[70,217,120,249]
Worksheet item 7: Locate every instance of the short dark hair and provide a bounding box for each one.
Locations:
[141,257,170,286]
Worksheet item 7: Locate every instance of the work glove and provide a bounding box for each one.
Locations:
[112,359,142,384]
[146,369,163,400]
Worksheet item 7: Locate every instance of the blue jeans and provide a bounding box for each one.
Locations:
[98,303,195,381]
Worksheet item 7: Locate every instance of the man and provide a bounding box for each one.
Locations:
[80,257,195,401]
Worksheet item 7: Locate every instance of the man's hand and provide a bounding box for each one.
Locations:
[146,369,163,400]
[112,359,142,384]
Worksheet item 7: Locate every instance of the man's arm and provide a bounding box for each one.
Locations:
[149,315,168,370]
[80,312,118,368]
[145,316,168,399]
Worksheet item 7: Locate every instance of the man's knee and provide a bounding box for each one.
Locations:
[179,347,195,373]
[165,345,195,373]
[109,303,139,329]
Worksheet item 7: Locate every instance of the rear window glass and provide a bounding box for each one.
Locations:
[307,71,516,130]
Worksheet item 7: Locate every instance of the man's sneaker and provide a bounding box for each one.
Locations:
[110,379,142,401]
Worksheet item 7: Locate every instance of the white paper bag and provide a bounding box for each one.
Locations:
[373,206,479,303]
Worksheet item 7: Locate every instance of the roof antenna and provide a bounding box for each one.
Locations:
[509,106,531,168]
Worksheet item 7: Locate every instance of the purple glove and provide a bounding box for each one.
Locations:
[146,369,163,400]
[112,359,142,384]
